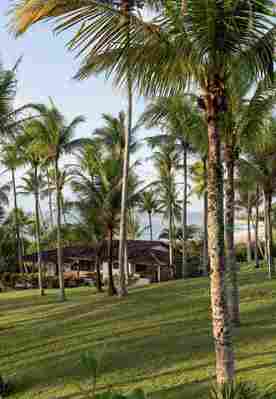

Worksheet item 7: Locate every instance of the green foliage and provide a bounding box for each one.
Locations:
[0,273,87,290]
[1,269,276,398]
[0,374,13,398]
[80,350,146,399]
[209,382,275,399]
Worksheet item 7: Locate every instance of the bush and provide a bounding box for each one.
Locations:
[79,350,146,399]
[209,382,275,399]
[0,375,13,397]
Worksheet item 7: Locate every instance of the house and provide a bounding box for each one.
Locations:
[23,240,178,283]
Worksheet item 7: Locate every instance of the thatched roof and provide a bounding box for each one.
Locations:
[23,240,171,266]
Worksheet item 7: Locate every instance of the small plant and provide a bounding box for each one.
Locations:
[209,382,275,399]
[79,350,146,399]
[0,375,12,398]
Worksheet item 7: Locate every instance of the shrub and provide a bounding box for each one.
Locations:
[79,351,146,399]
[209,382,275,399]
[0,375,13,397]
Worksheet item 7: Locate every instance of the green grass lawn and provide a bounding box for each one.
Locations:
[1,266,276,399]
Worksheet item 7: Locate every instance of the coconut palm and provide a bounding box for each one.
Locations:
[190,159,209,275]
[152,143,181,271]
[0,144,24,273]
[18,169,46,295]
[235,173,257,264]
[141,96,205,278]
[221,68,276,325]
[30,101,85,301]
[11,0,276,384]
[71,144,121,295]
[239,117,276,279]
[92,110,140,295]
[138,190,158,241]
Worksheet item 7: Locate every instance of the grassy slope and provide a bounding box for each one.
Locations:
[1,266,276,399]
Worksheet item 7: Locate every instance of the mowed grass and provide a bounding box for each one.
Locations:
[1,266,276,399]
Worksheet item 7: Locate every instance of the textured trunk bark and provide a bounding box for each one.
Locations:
[182,143,188,278]
[247,194,252,264]
[206,94,235,385]
[203,157,209,276]
[12,168,23,274]
[108,228,117,296]
[224,142,240,326]
[264,191,273,279]
[118,21,132,298]
[254,185,259,269]
[34,165,44,296]
[148,211,153,241]
[55,157,65,301]
[47,168,54,229]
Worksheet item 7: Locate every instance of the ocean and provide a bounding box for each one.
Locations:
[140,212,203,240]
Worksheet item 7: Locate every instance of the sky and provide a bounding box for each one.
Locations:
[0,1,203,229]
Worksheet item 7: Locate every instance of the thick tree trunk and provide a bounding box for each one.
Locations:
[34,165,44,296]
[118,36,132,298]
[47,168,54,229]
[182,143,188,278]
[12,168,23,274]
[224,142,240,326]
[206,95,235,385]
[108,228,117,296]
[148,211,153,241]
[247,195,252,264]
[264,191,273,279]
[254,185,259,269]
[203,157,209,275]
[55,157,65,301]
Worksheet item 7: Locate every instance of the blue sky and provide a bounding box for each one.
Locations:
[0,1,202,222]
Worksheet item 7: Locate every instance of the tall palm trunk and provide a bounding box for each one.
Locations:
[182,143,188,278]
[108,228,117,296]
[224,141,240,326]
[247,194,252,263]
[55,157,65,301]
[11,168,23,274]
[169,205,174,266]
[118,5,132,298]
[254,185,259,269]
[34,165,44,296]
[47,168,54,228]
[203,157,209,275]
[148,211,153,241]
[206,92,235,385]
[95,251,103,293]
[264,190,273,279]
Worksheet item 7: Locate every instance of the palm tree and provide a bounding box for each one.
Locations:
[92,110,139,295]
[221,68,276,326]
[152,143,181,272]
[138,190,158,241]
[190,159,209,275]
[239,117,276,279]
[0,144,24,273]
[71,144,121,295]
[11,0,275,385]
[141,96,204,278]
[31,101,85,301]
[18,169,46,295]
[235,174,257,264]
